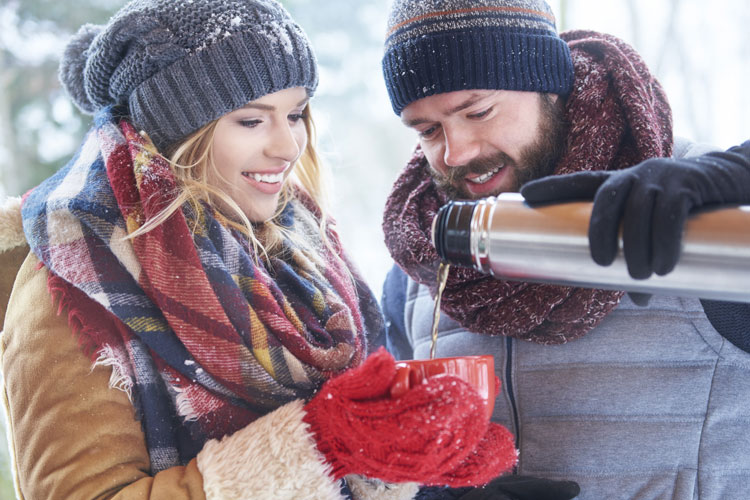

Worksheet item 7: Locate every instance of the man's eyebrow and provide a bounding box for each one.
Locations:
[448,93,486,114]
[402,93,488,127]
[403,116,430,127]
[240,97,310,111]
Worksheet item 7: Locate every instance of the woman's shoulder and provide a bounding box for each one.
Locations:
[0,196,28,326]
[2,251,60,352]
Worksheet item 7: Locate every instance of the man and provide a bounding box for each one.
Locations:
[379,0,750,499]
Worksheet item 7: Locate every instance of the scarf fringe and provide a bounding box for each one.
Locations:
[92,345,134,402]
[173,384,201,422]
[47,272,107,362]
[46,271,135,401]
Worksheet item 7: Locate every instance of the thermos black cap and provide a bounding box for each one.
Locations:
[432,200,477,268]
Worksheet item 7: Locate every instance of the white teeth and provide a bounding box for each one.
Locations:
[470,166,503,184]
[244,171,284,183]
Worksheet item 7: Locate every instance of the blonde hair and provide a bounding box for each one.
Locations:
[131,104,333,261]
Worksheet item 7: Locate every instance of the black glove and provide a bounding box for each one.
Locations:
[520,142,750,280]
[415,476,580,500]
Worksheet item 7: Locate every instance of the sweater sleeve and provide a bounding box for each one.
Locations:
[720,139,750,162]
[672,139,750,353]
[689,140,750,354]
[0,253,347,500]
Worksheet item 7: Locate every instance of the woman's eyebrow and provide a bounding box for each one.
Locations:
[240,97,309,111]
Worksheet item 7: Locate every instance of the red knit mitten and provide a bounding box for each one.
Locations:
[302,347,517,486]
[429,421,518,487]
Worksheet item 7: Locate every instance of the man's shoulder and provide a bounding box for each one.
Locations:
[673,136,719,159]
[383,263,409,293]
[382,263,411,313]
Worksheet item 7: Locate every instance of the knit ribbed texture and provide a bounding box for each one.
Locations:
[701,299,750,354]
[59,0,318,151]
[382,0,574,114]
[302,348,517,487]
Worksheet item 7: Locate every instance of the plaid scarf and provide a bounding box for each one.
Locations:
[382,31,673,344]
[22,108,379,472]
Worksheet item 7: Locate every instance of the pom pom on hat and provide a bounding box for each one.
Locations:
[58,0,318,152]
[59,24,102,115]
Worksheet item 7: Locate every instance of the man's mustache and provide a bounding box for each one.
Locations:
[432,152,514,184]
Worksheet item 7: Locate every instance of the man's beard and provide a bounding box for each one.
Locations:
[429,94,568,200]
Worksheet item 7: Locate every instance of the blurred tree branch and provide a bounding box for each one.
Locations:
[0,0,118,196]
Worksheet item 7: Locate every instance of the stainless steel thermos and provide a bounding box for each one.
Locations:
[431,193,750,302]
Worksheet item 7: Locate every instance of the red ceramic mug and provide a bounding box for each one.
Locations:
[389,355,498,420]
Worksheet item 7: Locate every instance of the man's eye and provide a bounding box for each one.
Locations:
[468,108,492,119]
[419,125,439,139]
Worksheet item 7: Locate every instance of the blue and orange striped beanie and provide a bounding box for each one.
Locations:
[382,0,575,115]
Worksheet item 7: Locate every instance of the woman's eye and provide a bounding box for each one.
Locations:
[288,113,307,123]
[239,119,262,128]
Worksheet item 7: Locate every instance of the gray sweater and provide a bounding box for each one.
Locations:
[389,280,750,499]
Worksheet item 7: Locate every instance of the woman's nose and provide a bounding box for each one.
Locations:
[267,122,302,161]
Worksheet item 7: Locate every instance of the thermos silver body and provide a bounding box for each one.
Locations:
[432,193,750,302]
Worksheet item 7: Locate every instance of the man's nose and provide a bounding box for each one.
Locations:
[443,126,480,167]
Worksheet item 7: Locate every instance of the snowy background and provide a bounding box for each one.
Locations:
[1,0,748,494]
[288,0,750,299]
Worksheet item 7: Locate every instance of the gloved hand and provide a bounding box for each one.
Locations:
[520,142,750,279]
[415,475,580,500]
[303,347,517,487]
[457,475,580,500]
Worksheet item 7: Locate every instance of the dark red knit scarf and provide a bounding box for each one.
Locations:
[382,31,673,344]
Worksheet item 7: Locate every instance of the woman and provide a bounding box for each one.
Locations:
[0,1,516,499]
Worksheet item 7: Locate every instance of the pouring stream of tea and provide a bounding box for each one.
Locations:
[430,262,451,360]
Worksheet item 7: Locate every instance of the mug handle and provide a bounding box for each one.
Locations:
[389,362,412,399]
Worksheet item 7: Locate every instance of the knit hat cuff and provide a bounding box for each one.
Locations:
[382,28,574,115]
[130,27,318,151]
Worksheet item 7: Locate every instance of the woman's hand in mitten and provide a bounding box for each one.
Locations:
[302,347,517,486]
[521,141,750,279]
[431,419,517,487]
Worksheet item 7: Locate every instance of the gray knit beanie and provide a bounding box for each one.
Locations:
[382,0,574,115]
[59,0,318,151]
